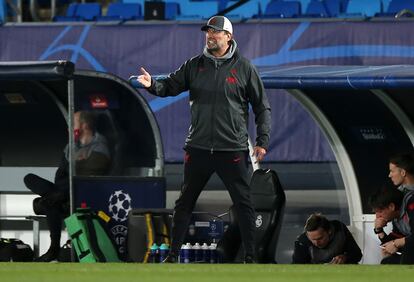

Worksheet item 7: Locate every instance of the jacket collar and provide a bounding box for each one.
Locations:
[203,39,238,62]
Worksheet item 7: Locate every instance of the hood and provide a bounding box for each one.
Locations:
[203,39,238,63]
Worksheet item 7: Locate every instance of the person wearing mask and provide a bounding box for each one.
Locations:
[24,111,111,262]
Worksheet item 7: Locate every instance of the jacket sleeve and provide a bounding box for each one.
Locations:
[147,60,190,97]
[403,195,414,248]
[341,223,363,264]
[379,200,411,244]
[247,64,271,150]
[292,234,311,264]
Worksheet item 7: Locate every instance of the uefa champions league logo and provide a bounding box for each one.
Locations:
[255,214,263,228]
[108,190,132,222]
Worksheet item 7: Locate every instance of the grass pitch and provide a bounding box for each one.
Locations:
[1,263,413,282]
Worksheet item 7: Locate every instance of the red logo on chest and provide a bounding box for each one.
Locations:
[226,76,237,84]
[227,68,237,84]
[232,157,241,163]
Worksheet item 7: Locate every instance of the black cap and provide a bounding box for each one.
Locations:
[201,16,233,34]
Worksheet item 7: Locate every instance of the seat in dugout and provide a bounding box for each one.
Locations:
[217,169,286,263]
[95,109,127,176]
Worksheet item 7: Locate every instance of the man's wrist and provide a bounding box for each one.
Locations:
[374,227,384,234]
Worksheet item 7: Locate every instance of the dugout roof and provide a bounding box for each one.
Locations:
[0,61,164,181]
[258,65,414,216]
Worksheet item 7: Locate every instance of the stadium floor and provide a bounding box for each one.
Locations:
[1,263,413,282]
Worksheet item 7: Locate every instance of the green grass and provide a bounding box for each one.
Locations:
[1,263,414,282]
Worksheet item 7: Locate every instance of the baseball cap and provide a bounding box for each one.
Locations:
[201,16,233,35]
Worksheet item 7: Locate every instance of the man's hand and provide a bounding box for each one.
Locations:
[137,67,152,88]
[374,216,387,229]
[252,146,266,163]
[330,254,347,264]
[381,239,401,256]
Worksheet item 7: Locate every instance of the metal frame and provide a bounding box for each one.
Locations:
[67,79,75,215]
[372,89,414,145]
[77,70,165,177]
[288,89,364,245]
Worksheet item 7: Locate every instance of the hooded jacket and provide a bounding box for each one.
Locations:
[380,191,414,251]
[148,40,271,152]
[56,132,111,193]
[292,220,362,264]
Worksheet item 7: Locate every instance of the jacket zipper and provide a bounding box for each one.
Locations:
[210,60,219,154]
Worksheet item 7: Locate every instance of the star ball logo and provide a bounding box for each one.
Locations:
[108,190,132,222]
[108,190,132,255]
[255,214,263,228]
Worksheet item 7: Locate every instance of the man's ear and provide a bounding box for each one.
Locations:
[389,202,396,211]
[401,169,407,177]
[227,33,232,41]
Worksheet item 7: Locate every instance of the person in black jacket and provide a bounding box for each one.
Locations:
[137,16,271,263]
[24,111,111,262]
[292,213,362,264]
[369,186,414,264]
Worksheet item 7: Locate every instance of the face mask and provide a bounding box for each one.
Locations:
[74,129,80,143]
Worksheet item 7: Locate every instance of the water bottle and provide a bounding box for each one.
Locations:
[209,243,217,263]
[192,242,201,263]
[181,243,192,263]
[159,243,170,263]
[201,243,209,263]
[149,243,159,263]
[179,244,185,263]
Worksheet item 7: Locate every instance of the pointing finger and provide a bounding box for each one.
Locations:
[140,67,149,76]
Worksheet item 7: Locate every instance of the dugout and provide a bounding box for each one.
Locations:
[0,60,166,258]
[129,65,414,263]
[0,60,164,176]
[259,65,414,263]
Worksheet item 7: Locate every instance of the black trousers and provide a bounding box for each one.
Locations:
[402,237,414,264]
[24,173,67,250]
[170,148,255,257]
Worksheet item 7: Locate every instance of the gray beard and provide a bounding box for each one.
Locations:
[207,44,219,52]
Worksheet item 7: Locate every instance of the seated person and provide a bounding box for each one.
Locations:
[388,152,414,193]
[292,213,362,264]
[24,111,111,262]
[369,186,414,264]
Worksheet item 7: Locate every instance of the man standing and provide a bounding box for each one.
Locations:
[25,111,111,262]
[369,187,414,264]
[137,16,271,263]
[292,213,362,264]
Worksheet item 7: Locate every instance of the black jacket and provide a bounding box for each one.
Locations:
[379,191,414,251]
[292,220,362,264]
[148,43,271,152]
